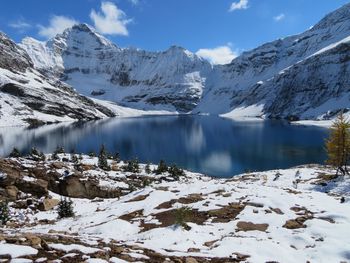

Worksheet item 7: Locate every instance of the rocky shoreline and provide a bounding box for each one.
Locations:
[0,154,349,262]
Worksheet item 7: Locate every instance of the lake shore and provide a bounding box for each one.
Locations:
[0,154,349,262]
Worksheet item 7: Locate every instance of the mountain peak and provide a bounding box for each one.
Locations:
[71,23,95,33]
[312,2,350,30]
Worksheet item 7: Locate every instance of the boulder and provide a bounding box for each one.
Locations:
[16,179,48,197]
[5,185,18,200]
[185,258,198,263]
[236,221,269,232]
[38,198,59,211]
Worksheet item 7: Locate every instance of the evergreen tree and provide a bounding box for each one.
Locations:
[88,151,96,157]
[155,160,168,174]
[145,163,151,174]
[168,164,185,180]
[30,147,45,161]
[325,113,350,175]
[58,198,75,218]
[71,154,79,164]
[9,148,21,158]
[98,144,110,170]
[122,159,140,173]
[0,201,10,225]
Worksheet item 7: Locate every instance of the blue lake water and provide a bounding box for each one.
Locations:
[0,115,329,177]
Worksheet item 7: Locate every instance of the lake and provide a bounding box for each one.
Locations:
[0,115,329,177]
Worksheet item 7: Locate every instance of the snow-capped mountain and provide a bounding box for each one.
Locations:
[20,24,212,113]
[0,32,115,127]
[19,3,350,120]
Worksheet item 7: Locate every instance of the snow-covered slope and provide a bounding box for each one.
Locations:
[0,32,116,127]
[20,3,350,119]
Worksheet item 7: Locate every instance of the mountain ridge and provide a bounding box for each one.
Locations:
[4,2,350,123]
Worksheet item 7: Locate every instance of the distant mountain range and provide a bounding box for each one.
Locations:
[1,3,350,126]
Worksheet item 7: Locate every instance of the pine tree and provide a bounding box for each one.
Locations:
[0,201,10,225]
[58,198,75,218]
[145,163,151,174]
[30,147,45,161]
[122,159,140,173]
[155,160,168,174]
[9,148,21,158]
[325,113,350,175]
[98,144,110,170]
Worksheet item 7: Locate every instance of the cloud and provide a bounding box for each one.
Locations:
[9,19,32,31]
[196,45,238,65]
[129,0,139,5]
[274,13,286,22]
[229,0,249,12]
[38,15,78,39]
[90,1,131,36]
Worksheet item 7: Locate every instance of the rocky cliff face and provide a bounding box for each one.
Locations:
[20,3,350,119]
[0,32,115,127]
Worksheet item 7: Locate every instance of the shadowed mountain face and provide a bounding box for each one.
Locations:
[18,3,350,120]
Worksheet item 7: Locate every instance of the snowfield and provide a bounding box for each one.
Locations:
[0,155,349,262]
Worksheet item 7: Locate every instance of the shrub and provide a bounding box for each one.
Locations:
[30,147,45,161]
[58,198,75,218]
[9,148,21,158]
[88,151,96,157]
[114,152,120,163]
[142,178,151,187]
[154,160,168,174]
[71,154,79,164]
[174,206,192,230]
[122,159,140,173]
[145,163,151,174]
[98,145,110,170]
[168,164,185,180]
[55,147,65,154]
[0,201,10,225]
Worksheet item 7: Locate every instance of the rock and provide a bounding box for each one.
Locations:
[236,221,269,232]
[187,248,200,253]
[5,185,18,200]
[185,258,198,263]
[25,234,41,247]
[58,175,120,199]
[283,218,307,229]
[16,179,48,197]
[38,198,60,211]
[51,162,65,169]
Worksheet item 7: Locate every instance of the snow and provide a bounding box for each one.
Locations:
[48,243,101,254]
[5,155,346,262]
[0,243,37,258]
[220,104,265,120]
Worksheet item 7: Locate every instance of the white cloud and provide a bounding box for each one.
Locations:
[229,0,249,12]
[196,45,238,65]
[274,13,286,22]
[9,19,32,30]
[38,15,78,39]
[90,1,131,36]
[129,0,139,5]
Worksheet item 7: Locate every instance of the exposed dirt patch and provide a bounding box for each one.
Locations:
[155,193,204,209]
[236,221,269,232]
[209,202,246,223]
[126,194,150,203]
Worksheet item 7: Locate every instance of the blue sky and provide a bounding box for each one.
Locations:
[1,0,349,64]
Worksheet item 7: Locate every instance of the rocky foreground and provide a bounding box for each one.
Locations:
[0,154,349,262]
